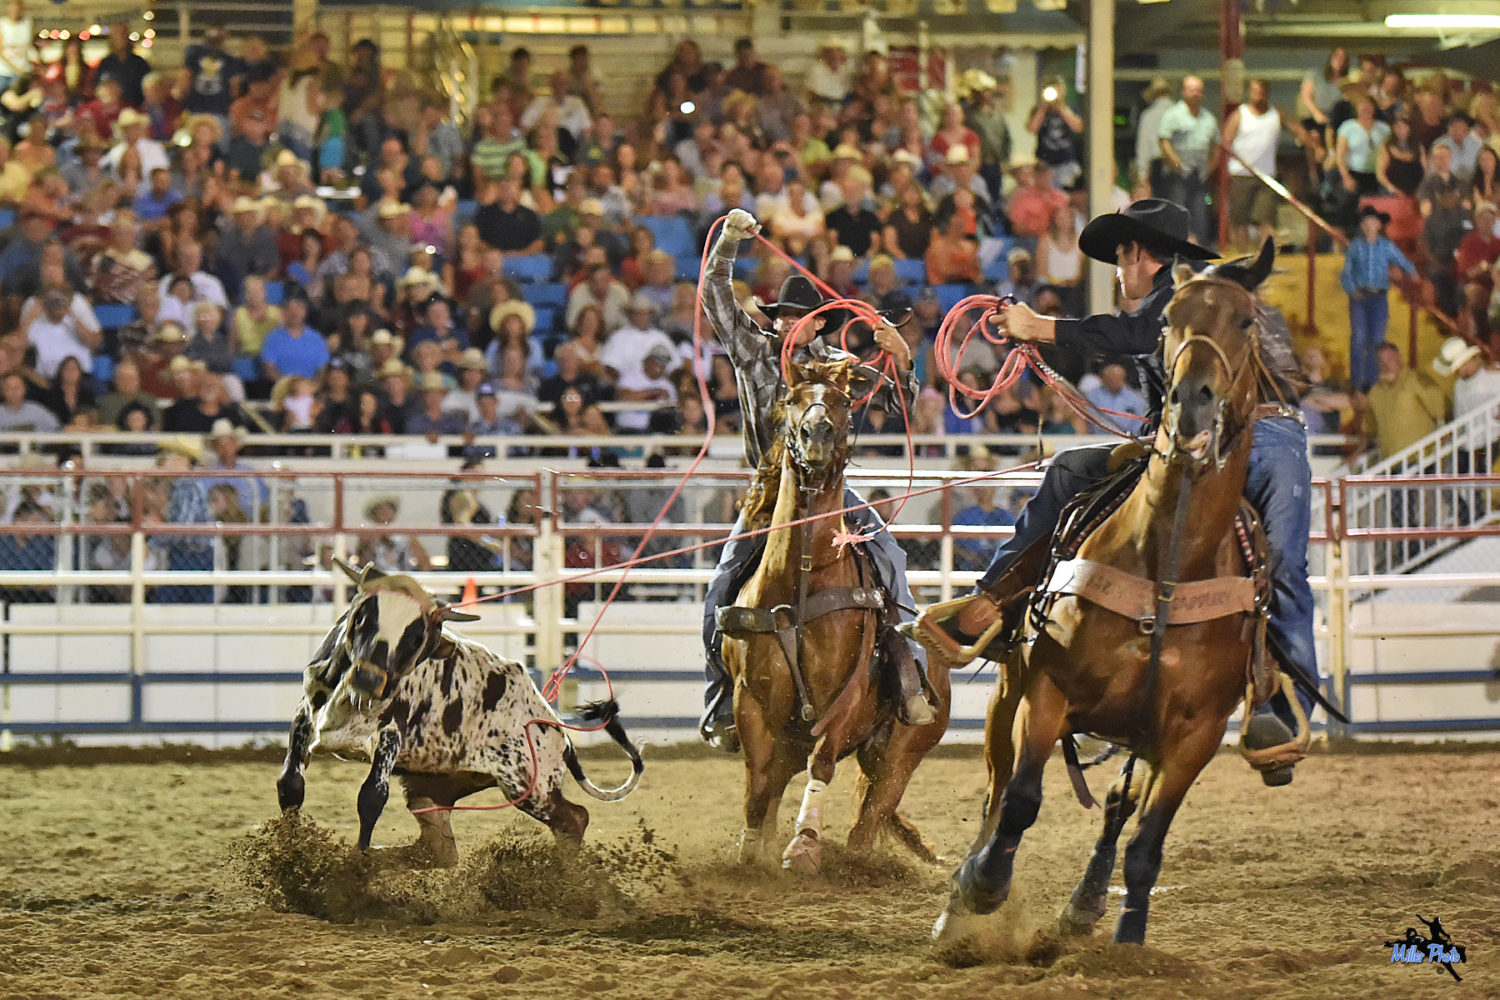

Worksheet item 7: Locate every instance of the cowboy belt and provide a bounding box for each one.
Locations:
[1044,557,1257,626]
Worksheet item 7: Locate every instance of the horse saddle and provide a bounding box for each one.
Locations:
[716,587,886,638]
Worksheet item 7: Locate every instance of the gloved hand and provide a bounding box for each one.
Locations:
[721,209,761,243]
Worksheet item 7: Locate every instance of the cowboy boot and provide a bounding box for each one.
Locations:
[885,626,937,727]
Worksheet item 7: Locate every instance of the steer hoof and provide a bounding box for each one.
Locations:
[780,831,822,874]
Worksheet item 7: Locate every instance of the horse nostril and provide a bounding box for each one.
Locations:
[1197,384,1213,403]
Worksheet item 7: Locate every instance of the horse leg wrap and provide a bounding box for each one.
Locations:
[795,778,829,836]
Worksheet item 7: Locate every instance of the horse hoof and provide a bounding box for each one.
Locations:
[931,891,990,945]
[954,856,1008,915]
[781,832,821,874]
[1057,900,1105,936]
[735,829,765,865]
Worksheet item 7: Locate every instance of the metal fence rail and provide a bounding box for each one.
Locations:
[0,469,1497,746]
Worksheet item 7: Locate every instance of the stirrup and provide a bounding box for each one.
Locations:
[901,595,1013,671]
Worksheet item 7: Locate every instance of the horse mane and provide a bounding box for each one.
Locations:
[738,358,858,529]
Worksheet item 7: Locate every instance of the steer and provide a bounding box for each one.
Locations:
[276,559,644,865]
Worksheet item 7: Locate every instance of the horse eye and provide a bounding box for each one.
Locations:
[1239,317,1254,330]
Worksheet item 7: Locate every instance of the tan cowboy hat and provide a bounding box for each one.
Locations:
[208,418,246,444]
[115,108,148,132]
[399,265,439,288]
[377,358,411,381]
[579,198,605,216]
[369,328,405,354]
[157,435,205,465]
[379,201,411,220]
[274,148,304,170]
[458,348,488,371]
[418,371,448,393]
[183,112,224,145]
[1433,337,1484,377]
[292,194,327,222]
[363,493,401,522]
[829,245,856,263]
[488,299,536,335]
[153,321,189,344]
[944,145,972,166]
[831,143,863,161]
[231,195,263,219]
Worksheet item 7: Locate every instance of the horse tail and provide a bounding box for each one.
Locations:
[562,699,646,802]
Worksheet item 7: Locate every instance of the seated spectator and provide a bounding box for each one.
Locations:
[162,372,245,434]
[601,293,675,386]
[883,181,934,260]
[407,294,468,369]
[41,355,96,429]
[314,357,356,432]
[24,286,100,380]
[90,212,158,305]
[952,478,1015,573]
[1037,203,1086,316]
[406,371,466,435]
[767,177,824,257]
[1006,159,1069,239]
[444,349,490,425]
[376,360,415,432]
[217,196,280,301]
[1296,345,1351,436]
[539,340,605,410]
[231,276,284,359]
[826,179,883,257]
[1434,112,1483,184]
[104,107,170,179]
[488,346,542,432]
[475,177,543,253]
[260,294,329,381]
[158,240,228,310]
[273,375,319,432]
[333,387,395,435]
[1434,336,1500,419]
[615,343,677,433]
[0,370,59,431]
[1084,362,1149,433]
[566,263,629,332]
[185,301,240,394]
[357,495,432,573]
[1457,202,1500,293]
[925,212,981,285]
[97,359,157,429]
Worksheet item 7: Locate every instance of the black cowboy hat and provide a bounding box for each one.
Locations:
[755,274,850,331]
[1357,204,1391,226]
[1078,198,1217,264]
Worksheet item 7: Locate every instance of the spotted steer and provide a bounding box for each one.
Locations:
[276,559,644,865]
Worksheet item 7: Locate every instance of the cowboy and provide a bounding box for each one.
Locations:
[911,198,1322,785]
[698,208,935,752]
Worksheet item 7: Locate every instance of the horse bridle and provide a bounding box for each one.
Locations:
[1162,277,1260,472]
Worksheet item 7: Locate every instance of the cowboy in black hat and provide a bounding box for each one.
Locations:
[696,208,936,750]
[911,199,1324,786]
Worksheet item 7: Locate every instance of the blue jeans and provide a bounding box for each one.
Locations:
[702,486,921,722]
[1245,417,1321,726]
[1161,167,1212,245]
[1348,291,1389,393]
[976,423,1322,726]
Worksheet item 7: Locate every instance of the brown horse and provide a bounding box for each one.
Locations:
[933,241,1292,947]
[721,359,951,873]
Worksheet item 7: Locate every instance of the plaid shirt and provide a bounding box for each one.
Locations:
[703,235,919,467]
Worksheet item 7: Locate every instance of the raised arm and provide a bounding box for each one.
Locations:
[702,209,775,371]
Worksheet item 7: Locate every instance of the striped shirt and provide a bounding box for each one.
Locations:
[1340,235,1416,294]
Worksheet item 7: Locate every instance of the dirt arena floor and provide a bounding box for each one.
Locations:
[0,742,1495,1000]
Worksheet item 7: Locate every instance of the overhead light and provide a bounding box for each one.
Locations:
[1385,14,1500,30]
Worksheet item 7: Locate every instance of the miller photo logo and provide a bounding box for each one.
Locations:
[1386,914,1468,983]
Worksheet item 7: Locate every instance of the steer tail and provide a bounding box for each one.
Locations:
[562,698,645,802]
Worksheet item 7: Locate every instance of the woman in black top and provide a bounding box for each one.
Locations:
[1377,115,1425,198]
[43,356,96,428]
[883,182,934,260]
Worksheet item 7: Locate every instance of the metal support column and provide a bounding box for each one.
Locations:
[1086,0,1115,316]
[1217,0,1244,246]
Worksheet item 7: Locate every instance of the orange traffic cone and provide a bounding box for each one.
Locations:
[461,576,478,606]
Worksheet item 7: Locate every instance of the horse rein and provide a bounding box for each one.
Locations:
[1162,277,1262,471]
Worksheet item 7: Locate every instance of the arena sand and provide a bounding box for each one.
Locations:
[0,743,1495,1000]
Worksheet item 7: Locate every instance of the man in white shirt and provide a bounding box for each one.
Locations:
[614,343,678,433]
[25,288,100,379]
[599,292,675,387]
[1223,78,1288,252]
[157,240,227,309]
[806,37,852,105]
[520,70,592,142]
[564,262,630,332]
[102,108,171,179]
[1134,77,1174,190]
[0,0,34,91]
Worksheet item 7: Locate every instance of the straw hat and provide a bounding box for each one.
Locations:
[418,371,448,393]
[292,194,327,223]
[579,198,605,216]
[231,195,263,219]
[829,245,855,263]
[183,112,224,145]
[153,321,189,344]
[944,145,971,165]
[458,348,488,371]
[157,435,205,465]
[376,358,411,381]
[399,265,439,288]
[208,418,246,444]
[1433,337,1484,377]
[831,143,863,161]
[363,493,400,522]
[274,148,304,170]
[369,328,405,354]
[488,299,536,335]
[379,201,412,220]
[115,108,148,132]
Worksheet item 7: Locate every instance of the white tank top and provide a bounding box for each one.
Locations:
[1229,103,1281,177]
